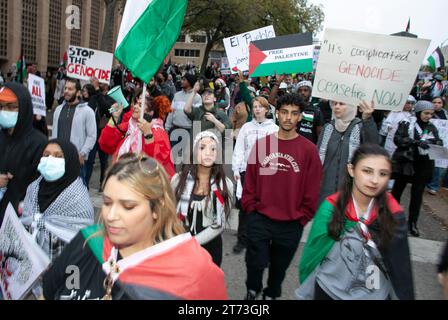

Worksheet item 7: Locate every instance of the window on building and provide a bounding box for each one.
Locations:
[0,0,7,59]
[175,49,201,57]
[48,0,62,67]
[190,35,206,43]
[177,34,186,42]
[21,0,38,64]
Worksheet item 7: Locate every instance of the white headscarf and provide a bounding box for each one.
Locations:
[331,101,357,132]
[193,131,220,149]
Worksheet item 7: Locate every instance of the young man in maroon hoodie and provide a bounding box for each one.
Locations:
[241,93,322,300]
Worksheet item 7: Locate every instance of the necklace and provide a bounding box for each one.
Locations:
[102,248,121,300]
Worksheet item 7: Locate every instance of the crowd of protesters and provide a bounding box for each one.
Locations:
[1,58,448,300]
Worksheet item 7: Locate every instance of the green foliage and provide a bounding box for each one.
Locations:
[183,0,325,73]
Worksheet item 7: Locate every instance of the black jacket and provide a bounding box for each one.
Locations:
[0,82,47,222]
[392,120,443,180]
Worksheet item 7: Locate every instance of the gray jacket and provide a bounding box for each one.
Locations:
[317,117,379,204]
[51,102,97,159]
[165,89,202,131]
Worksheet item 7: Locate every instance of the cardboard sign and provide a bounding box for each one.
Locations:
[0,204,50,300]
[249,33,313,77]
[66,45,113,84]
[27,74,46,117]
[223,26,276,72]
[312,28,430,111]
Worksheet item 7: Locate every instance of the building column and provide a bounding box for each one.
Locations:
[60,0,72,55]
[81,0,91,47]
[6,0,22,74]
[37,0,50,74]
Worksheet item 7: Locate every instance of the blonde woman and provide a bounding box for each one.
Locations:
[42,154,228,300]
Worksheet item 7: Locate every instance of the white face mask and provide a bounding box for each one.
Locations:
[37,156,65,182]
[0,110,18,129]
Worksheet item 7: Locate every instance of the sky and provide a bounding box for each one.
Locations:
[309,0,448,59]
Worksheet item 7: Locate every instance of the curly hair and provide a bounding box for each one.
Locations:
[151,95,173,121]
[276,93,306,112]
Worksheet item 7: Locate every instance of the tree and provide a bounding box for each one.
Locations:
[183,0,324,76]
[183,0,263,76]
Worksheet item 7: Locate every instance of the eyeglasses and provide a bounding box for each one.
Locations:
[138,156,160,176]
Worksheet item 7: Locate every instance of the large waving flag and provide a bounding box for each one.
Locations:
[427,47,445,70]
[115,0,187,83]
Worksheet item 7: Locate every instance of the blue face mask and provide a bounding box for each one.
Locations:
[38,156,65,182]
[0,111,18,129]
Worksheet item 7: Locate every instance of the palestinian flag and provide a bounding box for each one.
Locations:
[249,33,313,78]
[81,225,228,300]
[115,0,187,83]
[427,47,445,70]
[15,55,26,83]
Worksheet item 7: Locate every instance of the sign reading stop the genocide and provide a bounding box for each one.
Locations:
[66,45,113,84]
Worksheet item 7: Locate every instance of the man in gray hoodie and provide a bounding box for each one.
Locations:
[51,78,96,186]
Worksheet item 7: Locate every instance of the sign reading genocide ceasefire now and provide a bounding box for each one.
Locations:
[249,33,314,77]
[66,45,114,84]
[223,26,276,73]
[312,28,430,111]
[27,74,46,117]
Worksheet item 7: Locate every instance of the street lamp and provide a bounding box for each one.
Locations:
[263,14,273,26]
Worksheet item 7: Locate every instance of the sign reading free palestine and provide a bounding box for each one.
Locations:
[312,28,430,111]
[249,33,314,77]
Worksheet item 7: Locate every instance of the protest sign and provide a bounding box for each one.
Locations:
[428,144,448,161]
[223,26,275,73]
[27,74,46,117]
[220,57,231,75]
[249,33,313,77]
[430,118,448,168]
[312,28,430,111]
[0,203,50,300]
[66,45,113,84]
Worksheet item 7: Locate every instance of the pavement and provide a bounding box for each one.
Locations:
[87,160,448,300]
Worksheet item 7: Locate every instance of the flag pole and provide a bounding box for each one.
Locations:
[138,82,147,153]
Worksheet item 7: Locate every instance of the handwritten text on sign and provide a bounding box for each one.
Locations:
[27,74,46,117]
[66,45,113,84]
[223,26,275,72]
[312,29,430,111]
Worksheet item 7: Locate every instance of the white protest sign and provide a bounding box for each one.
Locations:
[430,118,448,168]
[312,28,430,111]
[66,45,113,84]
[223,26,275,72]
[27,74,46,117]
[428,144,448,161]
[0,203,50,300]
[220,57,231,75]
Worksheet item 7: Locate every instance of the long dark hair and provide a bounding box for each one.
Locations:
[328,143,397,249]
[174,136,231,218]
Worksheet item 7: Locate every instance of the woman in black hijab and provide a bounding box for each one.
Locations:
[21,139,94,261]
